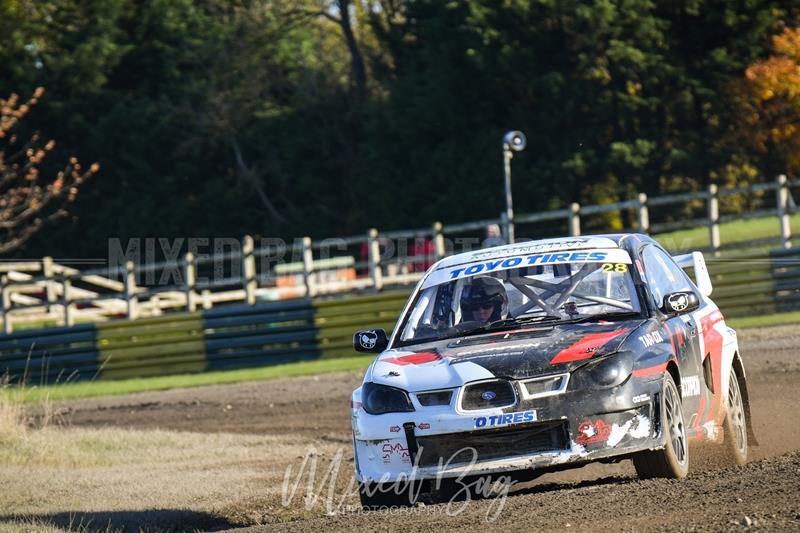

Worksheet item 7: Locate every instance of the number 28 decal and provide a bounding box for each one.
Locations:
[601,263,628,272]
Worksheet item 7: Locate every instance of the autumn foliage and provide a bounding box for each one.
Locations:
[0,88,98,253]
[734,27,800,174]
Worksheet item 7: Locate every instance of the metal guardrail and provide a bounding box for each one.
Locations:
[0,175,797,332]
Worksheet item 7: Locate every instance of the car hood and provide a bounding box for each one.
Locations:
[368,319,643,392]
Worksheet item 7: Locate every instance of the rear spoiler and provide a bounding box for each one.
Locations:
[673,251,712,297]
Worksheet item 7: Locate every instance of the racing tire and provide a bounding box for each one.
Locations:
[721,367,748,466]
[633,372,689,479]
[359,481,417,510]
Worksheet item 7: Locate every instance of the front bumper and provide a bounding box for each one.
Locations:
[353,375,664,483]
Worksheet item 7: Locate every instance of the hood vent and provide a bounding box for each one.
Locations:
[519,373,569,400]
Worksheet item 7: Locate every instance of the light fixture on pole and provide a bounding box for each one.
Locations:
[502,130,526,243]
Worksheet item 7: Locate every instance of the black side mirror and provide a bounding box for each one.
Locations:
[661,291,700,316]
[353,329,389,353]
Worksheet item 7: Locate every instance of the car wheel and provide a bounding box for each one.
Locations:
[721,367,748,466]
[359,481,417,510]
[633,372,689,479]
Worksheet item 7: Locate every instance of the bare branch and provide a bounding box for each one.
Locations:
[0,88,99,253]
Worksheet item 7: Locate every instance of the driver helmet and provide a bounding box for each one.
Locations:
[460,276,508,322]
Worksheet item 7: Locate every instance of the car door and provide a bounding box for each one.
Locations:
[640,245,707,438]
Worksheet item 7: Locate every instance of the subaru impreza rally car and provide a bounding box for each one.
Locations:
[351,234,756,508]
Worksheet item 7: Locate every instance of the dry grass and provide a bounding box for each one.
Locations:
[0,377,63,442]
[0,373,360,531]
[0,425,356,531]
[0,391,27,441]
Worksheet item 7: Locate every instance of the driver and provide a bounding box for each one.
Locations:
[460,276,508,324]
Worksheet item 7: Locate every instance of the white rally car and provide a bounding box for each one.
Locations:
[351,234,755,508]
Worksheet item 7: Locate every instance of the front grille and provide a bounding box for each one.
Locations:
[461,379,516,410]
[416,421,569,468]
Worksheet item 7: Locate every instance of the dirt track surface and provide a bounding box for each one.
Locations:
[60,324,800,531]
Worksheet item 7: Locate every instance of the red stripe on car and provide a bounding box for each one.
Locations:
[700,311,725,422]
[550,330,628,364]
[382,352,442,366]
[632,362,668,378]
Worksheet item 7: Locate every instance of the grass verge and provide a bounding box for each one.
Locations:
[5,355,374,404]
[652,212,800,252]
[726,311,800,330]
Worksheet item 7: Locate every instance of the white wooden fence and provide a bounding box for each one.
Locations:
[0,174,796,332]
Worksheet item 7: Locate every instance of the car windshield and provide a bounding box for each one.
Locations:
[397,249,642,345]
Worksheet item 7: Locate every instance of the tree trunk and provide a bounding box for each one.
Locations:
[337,0,367,103]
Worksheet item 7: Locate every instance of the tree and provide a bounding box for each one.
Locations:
[0,88,98,253]
[729,26,800,176]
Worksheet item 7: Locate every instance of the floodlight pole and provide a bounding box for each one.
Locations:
[502,130,526,244]
[503,146,515,243]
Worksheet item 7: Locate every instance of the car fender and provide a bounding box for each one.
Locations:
[620,322,676,381]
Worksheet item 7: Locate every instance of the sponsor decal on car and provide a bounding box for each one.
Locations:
[632,393,651,403]
[418,423,430,430]
[381,442,410,464]
[474,410,536,428]
[389,425,401,433]
[357,330,379,350]
[667,293,690,312]
[422,248,632,288]
[470,239,593,260]
[639,331,664,348]
[576,419,612,445]
[682,375,701,397]
[448,252,611,280]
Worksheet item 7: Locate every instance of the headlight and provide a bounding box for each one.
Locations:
[362,382,415,415]
[574,351,634,388]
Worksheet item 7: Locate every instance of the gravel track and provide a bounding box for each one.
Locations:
[60,324,800,531]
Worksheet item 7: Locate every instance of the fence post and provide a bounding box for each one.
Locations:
[637,193,650,234]
[242,235,257,305]
[124,260,139,320]
[777,174,792,249]
[432,222,446,260]
[707,184,721,255]
[1,275,11,334]
[568,203,581,236]
[368,228,383,290]
[184,252,197,312]
[61,274,74,327]
[151,294,163,316]
[42,256,56,312]
[201,289,213,310]
[301,236,315,298]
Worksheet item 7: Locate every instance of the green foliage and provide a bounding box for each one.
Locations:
[0,0,796,258]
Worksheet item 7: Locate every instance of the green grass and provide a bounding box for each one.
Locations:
[4,355,374,404]
[652,212,800,252]
[726,310,800,330]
